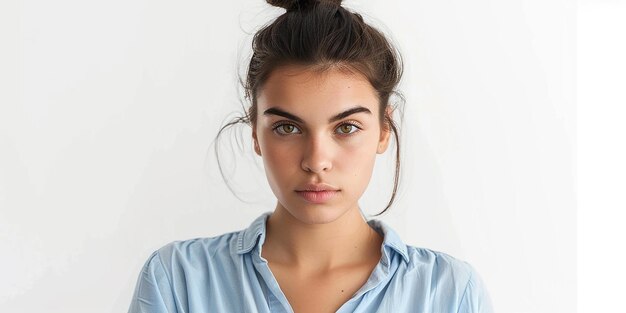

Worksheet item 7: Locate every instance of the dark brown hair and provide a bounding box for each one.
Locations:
[215,0,404,216]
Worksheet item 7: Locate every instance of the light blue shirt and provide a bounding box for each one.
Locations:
[128,212,494,312]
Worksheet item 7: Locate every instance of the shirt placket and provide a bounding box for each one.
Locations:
[251,246,294,313]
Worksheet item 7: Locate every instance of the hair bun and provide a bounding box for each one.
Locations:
[267,0,342,11]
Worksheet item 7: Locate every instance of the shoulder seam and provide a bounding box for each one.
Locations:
[455,263,474,313]
[155,248,176,299]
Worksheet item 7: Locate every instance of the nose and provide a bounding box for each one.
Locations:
[301,134,333,173]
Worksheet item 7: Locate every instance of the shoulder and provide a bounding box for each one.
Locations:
[405,245,475,279]
[369,218,488,305]
[130,230,251,312]
[399,246,494,312]
[159,230,240,257]
[402,245,475,290]
[148,230,243,275]
[139,212,272,284]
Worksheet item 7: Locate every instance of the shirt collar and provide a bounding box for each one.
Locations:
[236,211,410,264]
[236,212,271,255]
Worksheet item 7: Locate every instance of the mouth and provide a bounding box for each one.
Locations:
[294,182,340,203]
[295,190,339,204]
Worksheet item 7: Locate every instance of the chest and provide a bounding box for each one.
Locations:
[268,262,378,313]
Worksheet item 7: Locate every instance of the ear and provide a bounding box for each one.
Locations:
[252,127,262,156]
[377,106,393,154]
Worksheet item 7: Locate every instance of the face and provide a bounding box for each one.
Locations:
[252,65,391,225]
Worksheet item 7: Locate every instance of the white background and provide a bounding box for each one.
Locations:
[1,0,617,312]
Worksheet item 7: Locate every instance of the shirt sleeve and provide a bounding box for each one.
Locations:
[457,264,495,313]
[128,250,178,313]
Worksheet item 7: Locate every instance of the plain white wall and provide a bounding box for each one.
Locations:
[577,0,626,311]
[0,0,575,312]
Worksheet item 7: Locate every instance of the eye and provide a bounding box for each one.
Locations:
[272,123,301,135]
[335,122,362,136]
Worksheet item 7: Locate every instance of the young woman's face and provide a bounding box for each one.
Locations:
[252,65,391,225]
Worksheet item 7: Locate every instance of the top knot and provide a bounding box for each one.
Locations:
[267,0,342,11]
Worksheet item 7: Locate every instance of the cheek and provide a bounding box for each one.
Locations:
[260,140,299,186]
[337,139,378,178]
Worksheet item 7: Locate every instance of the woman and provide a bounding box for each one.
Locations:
[128,0,494,312]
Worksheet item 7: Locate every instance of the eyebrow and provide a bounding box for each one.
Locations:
[262,106,372,124]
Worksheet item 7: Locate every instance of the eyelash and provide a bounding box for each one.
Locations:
[271,120,363,137]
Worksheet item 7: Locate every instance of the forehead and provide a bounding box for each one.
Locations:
[257,65,379,115]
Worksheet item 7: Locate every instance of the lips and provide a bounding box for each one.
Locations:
[295,182,340,204]
[296,190,338,204]
[295,182,339,192]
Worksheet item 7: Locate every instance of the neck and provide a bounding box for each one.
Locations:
[262,203,383,271]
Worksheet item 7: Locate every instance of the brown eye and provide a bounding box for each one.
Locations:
[336,123,361,135]
[273,123,301,135]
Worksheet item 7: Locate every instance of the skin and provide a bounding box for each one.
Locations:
[251,64,392,313]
